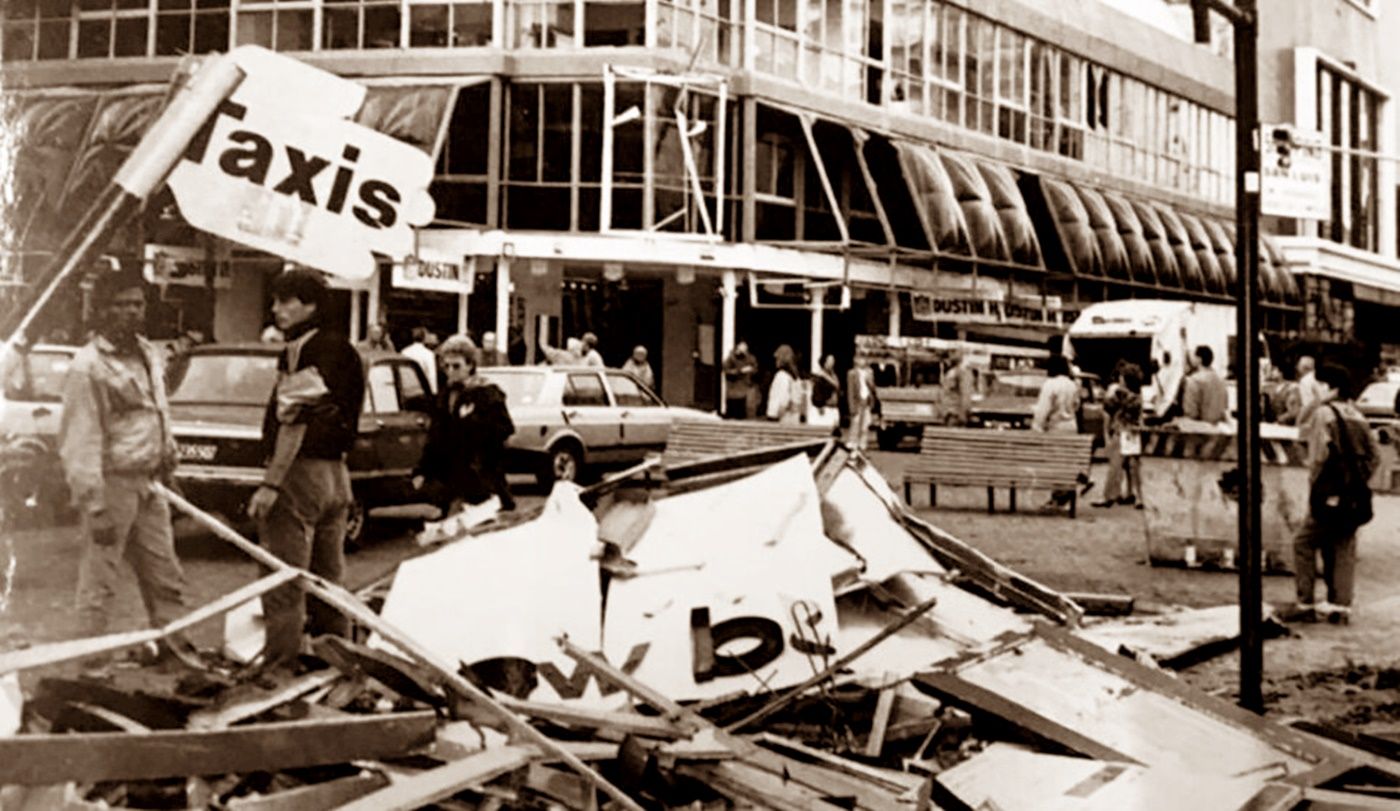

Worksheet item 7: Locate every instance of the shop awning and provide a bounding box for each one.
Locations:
[1152,204,1207,292]
[975,159,1043,269]
[3,91,103,252]
[1262,235,1299,304]
[1201,218,1236,291]
[1126,198,1182,289]
[894,141,974,260]
[937,150,1010,264]
[1074,185,1132,282]
[60,89,166,212]
[1177,211,1227,295]
[1099,191,1157,285]
[1039,177,1103,277]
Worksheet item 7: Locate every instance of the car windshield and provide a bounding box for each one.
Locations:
[3,349,74,403]
[169,353,278,405]
[478,370,546,406]
[1359,381,1399,409]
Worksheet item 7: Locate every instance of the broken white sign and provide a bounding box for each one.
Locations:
[167,46,435,280]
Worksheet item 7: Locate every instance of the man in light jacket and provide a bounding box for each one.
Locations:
[59,268,191,661]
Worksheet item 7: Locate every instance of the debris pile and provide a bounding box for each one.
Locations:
[3,441,1400,810]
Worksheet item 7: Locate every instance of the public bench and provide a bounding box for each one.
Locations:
[903,427,1095,518]
[661,419,834,468]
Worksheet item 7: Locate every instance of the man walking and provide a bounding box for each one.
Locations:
[846,356,879,450]
[247,269,365,674]
[402,326,438,392]
[1286,363,1379,625]
[59,268,191,661]
[942,350,973,426]
[723,340,758,419]
[1181,345,1228,424]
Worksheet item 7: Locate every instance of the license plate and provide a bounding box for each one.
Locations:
[177,442,218,462]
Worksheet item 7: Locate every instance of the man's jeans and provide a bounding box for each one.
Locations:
[258,458,352,665]
[76,473,188,636]
[1292,515,1358,606]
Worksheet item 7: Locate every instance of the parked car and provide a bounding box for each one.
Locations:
[168,343,434,546]
[1357,378,1400,446]
[477,366,716,484]
[0,343,77,526]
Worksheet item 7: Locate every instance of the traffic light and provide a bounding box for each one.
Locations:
[1271,127,1293,171]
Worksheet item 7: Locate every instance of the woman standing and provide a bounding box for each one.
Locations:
[1033,355,1082,509]
[766,344,805,424]
[1095,363,1145,508]
[412,337,516,513]
[808,354,842,429]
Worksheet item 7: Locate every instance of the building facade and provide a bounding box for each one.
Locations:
[1,0,1318,408]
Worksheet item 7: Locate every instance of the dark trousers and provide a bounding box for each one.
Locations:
[1293,515,1358,606]
[258,458,352,665]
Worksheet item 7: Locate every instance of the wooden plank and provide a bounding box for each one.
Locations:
[0,710,438,785]
[337,746,537,811]
[186,669,341,730]
[0,569,300,676]
[225,772,391,811]
[675,761,848,811]
[495,697,684,740]
[1298,787,1400,809]
[864,685,897,758]
[31,678,203,730]
[753,733,925,795]
[916,671,1137,763]
[525,763,599,811]
[311,635,444,707]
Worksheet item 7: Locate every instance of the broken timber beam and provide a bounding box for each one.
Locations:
[337,745,538,811]
[154,482,646,811]
[224,772,391,811]
[0,710,437,785]
[0,569,299,676]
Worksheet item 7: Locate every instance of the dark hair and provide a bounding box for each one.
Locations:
[1120,363,1145,394]
[269,268,328,309]
[1046,355,1070,378]
[1195,345,1214,367]
[92,267,147,305]
[1315,363,1353,398]
[411,326,428,342]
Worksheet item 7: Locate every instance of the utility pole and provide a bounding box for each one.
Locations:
[1193,0,1263,713]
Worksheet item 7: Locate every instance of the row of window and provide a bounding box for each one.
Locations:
[3,0,1233,205]
[1317,63,1380,254]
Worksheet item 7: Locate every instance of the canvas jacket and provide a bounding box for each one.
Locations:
[58,335,176,509]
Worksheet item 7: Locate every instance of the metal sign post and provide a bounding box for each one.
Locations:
[1193,0,1263,713]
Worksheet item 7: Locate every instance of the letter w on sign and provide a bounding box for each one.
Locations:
[167,46,435,280]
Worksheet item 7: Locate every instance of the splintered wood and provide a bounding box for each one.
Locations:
[1,447,1398,809]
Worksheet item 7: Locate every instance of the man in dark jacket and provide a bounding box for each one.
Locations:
[1287,363,1380,625]
[413,336,515,511]
[247,269,365,672]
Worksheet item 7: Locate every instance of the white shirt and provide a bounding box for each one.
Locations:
[1299,371,1324,412]
[402,342,438,392]
[583,349,604,368]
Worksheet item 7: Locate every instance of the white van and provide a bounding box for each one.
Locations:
[1065,300,1239,420]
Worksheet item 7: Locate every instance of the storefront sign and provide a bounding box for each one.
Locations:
[143,244,231,289]
[911,291,1066,327]
[391,255,475,294]
[167,46,436,281]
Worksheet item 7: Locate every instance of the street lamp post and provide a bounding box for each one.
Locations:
[1193,0,1263,713]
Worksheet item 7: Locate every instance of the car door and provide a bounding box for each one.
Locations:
[605,371,669,458]
[361,361,420,501]
[393,360,433,469]
[561,371,624,463]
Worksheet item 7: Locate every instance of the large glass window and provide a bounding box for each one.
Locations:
[2,0,72,61]
[407,0,491,45]
[323,0,402,48]
[1318,62,1380,252]
[234,0,313,50]
[432,83,491,225]
[155,0,230,55]
[77,0,150,58]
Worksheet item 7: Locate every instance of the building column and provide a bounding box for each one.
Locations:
[457,288,469,336]
[887,289,901,338]
[350,289,364,343]
[809,290,823,373]
[367,272,382,332]
[495,258,511,354]
[720,269,737,403]
[1379,97,1397,259]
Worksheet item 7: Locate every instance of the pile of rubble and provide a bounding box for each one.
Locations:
[3,441,1400,810]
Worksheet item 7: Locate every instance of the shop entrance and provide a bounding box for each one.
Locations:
[561,275,664,377]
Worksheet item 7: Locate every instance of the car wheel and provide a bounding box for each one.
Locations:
[343,498,367,550]
[539,443,582,487]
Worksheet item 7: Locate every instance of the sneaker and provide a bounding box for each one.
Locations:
[1317,602,1352,625]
